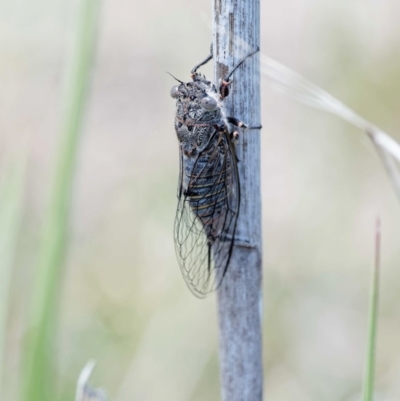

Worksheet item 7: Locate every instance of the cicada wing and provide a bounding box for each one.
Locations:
[174,131,240,297]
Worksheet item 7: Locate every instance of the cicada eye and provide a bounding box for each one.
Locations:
[200,96,218,111]
[170,85,180,98]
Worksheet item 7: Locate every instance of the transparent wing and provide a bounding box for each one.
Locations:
[174,130,240,297]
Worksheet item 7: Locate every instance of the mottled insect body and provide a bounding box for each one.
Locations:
[171,47,259,297]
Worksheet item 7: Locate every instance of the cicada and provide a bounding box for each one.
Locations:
[170,46,259,297]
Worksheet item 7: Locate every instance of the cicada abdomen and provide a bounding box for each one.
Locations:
[171,46,259,297]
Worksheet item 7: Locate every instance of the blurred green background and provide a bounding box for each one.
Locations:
[1,0,400,400]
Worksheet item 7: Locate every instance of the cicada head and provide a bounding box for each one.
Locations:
[170,74,221,117]
[171,74,224,157]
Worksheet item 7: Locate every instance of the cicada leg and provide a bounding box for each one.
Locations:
[227,116,262,130]
[219,47,260,98]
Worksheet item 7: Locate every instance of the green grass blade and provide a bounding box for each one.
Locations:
[362,219,381,401]
[22,1,101,401]
[0,161,26,397]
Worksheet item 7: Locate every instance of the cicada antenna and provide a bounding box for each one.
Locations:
[166,72,185,84]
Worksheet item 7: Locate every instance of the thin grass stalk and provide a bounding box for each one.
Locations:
[370,139,400,200]
[22,2,101,400]
[362,219,381,401]
[0,161,26,396]
[261,56,400,202]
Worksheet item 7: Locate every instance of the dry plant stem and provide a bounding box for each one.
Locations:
[213,1,263,401]
[76,360,107,401]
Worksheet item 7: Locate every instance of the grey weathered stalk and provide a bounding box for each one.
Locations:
[213,1,263,401]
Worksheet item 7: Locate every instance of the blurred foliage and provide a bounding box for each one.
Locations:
[21,1,101,401]
[0,157,26,397]
[0,0,400,401]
